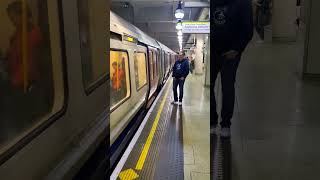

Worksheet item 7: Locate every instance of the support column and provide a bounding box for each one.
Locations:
[204,35,210,86]
[301,0,320,78]
[272,0,297,41]
[195,34,204,75]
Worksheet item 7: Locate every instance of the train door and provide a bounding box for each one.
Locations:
[134,45,149,105]
[166,53,170,77]
[155,49,161,87]
[161,50,165,82]
[147,47,158,99]
[154,49,160,87]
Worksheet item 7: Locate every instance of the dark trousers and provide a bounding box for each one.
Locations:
[255,8,265,40]
[212,51,240,128]
[173,78,185,102]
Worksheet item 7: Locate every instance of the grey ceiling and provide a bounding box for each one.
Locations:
[111,0,206,51]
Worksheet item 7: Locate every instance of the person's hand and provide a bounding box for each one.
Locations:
[180,77,185,80]
[223,50,239,60]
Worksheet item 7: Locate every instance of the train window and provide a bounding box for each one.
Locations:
[134,52,147,90]
[148,50,154,81]
[110,50,130,109]
[0,0,64,154]
[163,53,166,72]
[152,50,157,78]
[78,0,107,91]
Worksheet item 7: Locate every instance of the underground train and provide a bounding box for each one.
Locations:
[0,1,108,179]
[0,0,176,178]
[109,11,177,166]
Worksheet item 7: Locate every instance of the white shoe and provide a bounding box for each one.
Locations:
[221,128,231,138]
[171,101,178,105]
[178,102,182,106]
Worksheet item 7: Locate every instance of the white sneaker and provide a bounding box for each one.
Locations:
[221,128,231,138]
[178,102,182,106]
[171,101,178,105]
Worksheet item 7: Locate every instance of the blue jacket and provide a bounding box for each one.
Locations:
[212,0,253,54]
[172,59,189,79]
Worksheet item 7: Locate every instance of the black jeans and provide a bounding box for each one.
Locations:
[212,51,240,128]
[173,78,185,102]
[255,8,265,40]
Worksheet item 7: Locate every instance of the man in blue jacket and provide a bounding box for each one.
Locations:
[212,0,253,137]
[172,52,189,106]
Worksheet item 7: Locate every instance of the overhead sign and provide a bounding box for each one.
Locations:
[182,21,210,34]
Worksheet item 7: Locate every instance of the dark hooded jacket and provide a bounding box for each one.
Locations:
[172,58,189,79]
[212,0,254,54]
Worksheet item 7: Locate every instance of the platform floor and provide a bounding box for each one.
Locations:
[212,40,320,180]
[111,73,210,180]
[112,39,320,180]
[183,75,210,180]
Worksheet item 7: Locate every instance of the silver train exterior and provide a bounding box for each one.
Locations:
[110,11,176,162]
[0,1,176,178]
[0,1,109,179]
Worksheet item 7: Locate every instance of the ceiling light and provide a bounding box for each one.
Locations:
[176,20,183,30]
[175,1,184,20]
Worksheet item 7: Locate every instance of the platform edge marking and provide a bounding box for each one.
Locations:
[110,78,172,180]
[135,88,169,170]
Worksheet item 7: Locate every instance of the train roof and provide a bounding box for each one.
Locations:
[110,11,175,53]
[157,41,176,54]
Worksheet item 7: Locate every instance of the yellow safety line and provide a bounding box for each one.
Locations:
[135,85,170,170]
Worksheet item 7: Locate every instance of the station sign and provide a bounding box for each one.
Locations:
[182,21,210,34]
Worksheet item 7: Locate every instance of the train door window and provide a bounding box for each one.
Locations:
[110,50,130,110]
[134,52,147,90]
[163,53,166,72]
[162,53,164,73]
[148,50,154,81]
[156,51,160,76]
[78,0,107,91]
[0,0,64,154]
[152,50,157,78]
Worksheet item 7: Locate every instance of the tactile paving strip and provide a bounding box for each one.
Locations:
[118,81,184,180]
[154,105,184,180]
[211,133,232,180]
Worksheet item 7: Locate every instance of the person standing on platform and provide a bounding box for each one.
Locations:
[212,0,254,137]
[172,52,189,106]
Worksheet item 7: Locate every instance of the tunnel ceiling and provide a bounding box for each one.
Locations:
[111,0,205,52]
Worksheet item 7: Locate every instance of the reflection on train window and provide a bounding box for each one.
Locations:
[149,50,154,81]
[110,50,130,109]
[134,52,147,90]
[0,0,64,153]
[78,0,107,90]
